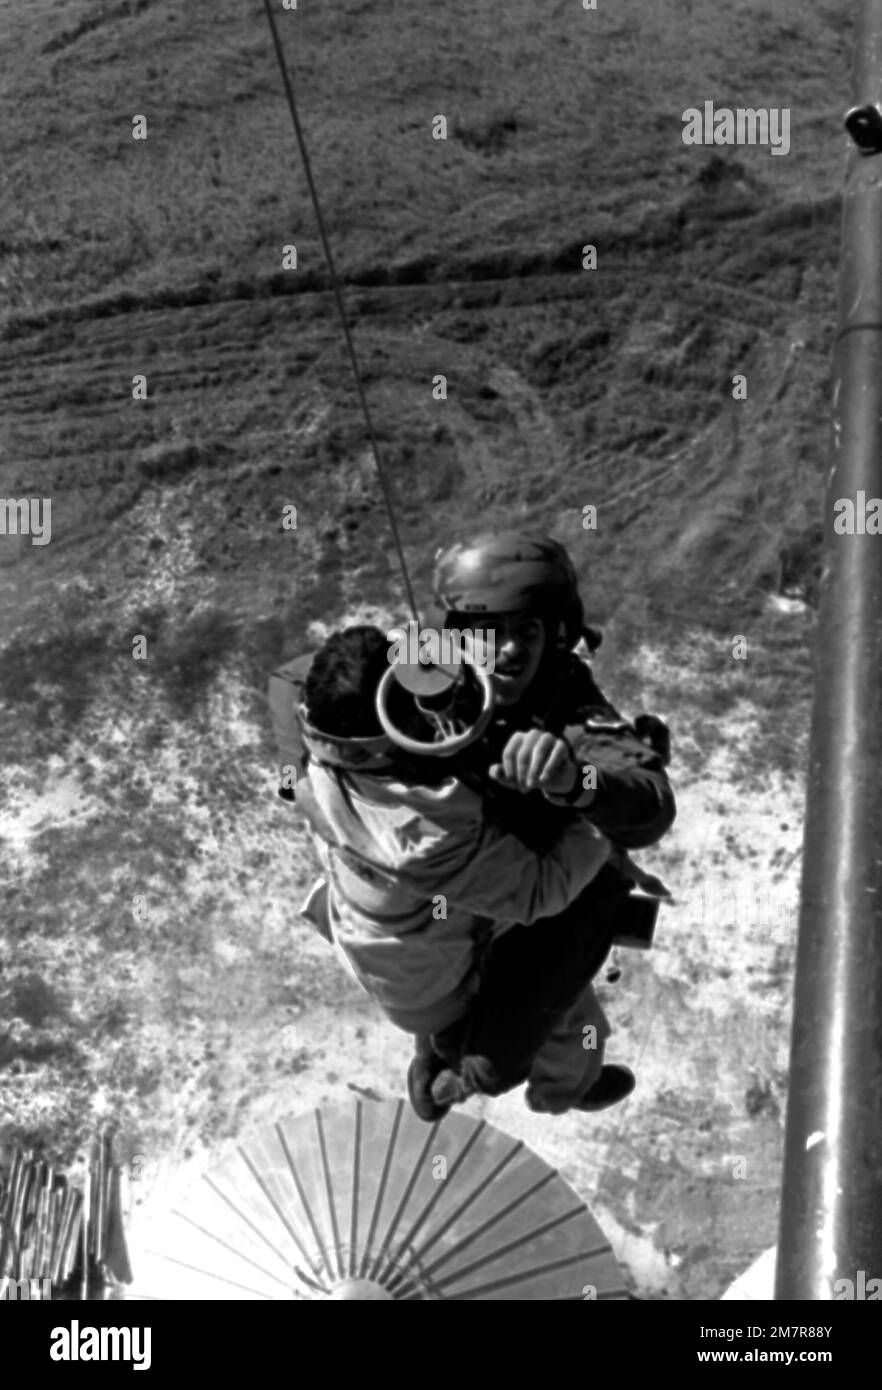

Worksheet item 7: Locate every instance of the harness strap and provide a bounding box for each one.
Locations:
[296,777,427,898]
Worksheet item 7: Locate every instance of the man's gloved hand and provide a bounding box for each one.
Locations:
[489,729,582,800]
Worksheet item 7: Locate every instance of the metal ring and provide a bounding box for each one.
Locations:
[375,662,495,756]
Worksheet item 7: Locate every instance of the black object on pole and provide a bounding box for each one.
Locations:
[775,0,882,1299]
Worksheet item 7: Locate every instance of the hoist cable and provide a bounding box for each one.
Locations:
[261,0,420,625]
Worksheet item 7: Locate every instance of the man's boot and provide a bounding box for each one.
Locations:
[406,1035,453,1123]
[573,1064,635,1112]
[525,1064,635,1115]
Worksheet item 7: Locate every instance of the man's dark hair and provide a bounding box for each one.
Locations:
[303,625,391,738]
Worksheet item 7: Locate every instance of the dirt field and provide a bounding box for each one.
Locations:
[0,0,846,1297]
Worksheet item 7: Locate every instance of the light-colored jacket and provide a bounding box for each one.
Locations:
[298,759,612,1034]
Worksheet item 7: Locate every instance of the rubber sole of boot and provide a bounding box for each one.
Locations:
[406,1057,452,1123]
[573,1064,636,1112]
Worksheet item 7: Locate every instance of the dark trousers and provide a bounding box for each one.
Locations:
[432,866,631,1096]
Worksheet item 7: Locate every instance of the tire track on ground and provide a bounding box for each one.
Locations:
[42,0,163,56]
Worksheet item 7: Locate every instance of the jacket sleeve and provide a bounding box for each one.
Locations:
[551,678,676,849]
[379,778,613,924]
[565,723,675,848]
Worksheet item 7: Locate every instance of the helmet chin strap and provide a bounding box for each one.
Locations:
[500,618,581,730]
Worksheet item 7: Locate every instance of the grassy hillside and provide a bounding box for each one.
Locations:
[0,0,852,1296]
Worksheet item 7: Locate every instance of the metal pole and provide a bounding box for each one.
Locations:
[775,0,882,1299]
